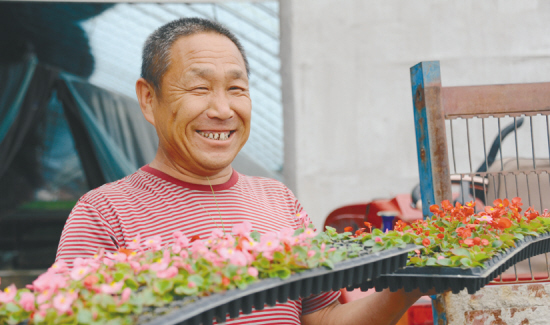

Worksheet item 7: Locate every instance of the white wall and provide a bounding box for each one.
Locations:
[280,0,550,227]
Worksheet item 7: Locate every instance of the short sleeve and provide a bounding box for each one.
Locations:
[56,200,119,268]
[302,291,341,315]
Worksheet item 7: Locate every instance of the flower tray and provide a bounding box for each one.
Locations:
[138,244,419,325]
[358,231,550,295]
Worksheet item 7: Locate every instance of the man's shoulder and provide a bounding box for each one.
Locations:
[78,169,148,204]
[237,173,288,189]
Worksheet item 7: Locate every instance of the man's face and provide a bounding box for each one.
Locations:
[150,32,251,176]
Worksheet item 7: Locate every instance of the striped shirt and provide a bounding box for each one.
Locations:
[56,165,340,324]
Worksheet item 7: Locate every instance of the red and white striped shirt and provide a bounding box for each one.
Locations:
[56,165,340,324]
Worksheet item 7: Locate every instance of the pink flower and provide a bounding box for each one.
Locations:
[180,250,189,259]
[32,272,67,293]
[437,255,445,260]
[247,267,258,277]
[232,221,252,238]
[119,288,132,305]
[307,250,316,258]
[219,248,247,266]
[70,266,91,281]
[374,237,383,243]
[145,235,163,251]
[241,238,259,251]
[278,228,295,243]
[36,289,53,305]
[295,211,311,227]
[19,292,35,312]
[303,227,317,238]
[106,251,128,263]
[211,229,225,239]
[100,281,124,295]
[150,250,171,272]
[173,231,190,249]
[48,260,68,274]
[127,233,142,250]
[0,284,17,303]
[53,293,75,314]
[157,266,178,279]
[478,215,493,223]
[258,233,280,253]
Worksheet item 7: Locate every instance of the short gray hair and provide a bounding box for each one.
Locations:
[141,17,250,92]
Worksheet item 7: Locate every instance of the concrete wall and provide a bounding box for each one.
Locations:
[280,0,550,227]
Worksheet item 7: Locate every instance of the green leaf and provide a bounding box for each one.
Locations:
[322,259,335,269]
[450,248,471,258]
[114,271,125,282]
[125,278,139,290]
[250,231,261,242]
[492,240,503,248]
[460,257,473,268]
[436,258,452,266]
[154,279,173,295]
[402,234,412,243]
[514,233,524,240]
[426,258,437,266]
[77,309,93,324]
[363,239,375,247]
[472,252,489,262]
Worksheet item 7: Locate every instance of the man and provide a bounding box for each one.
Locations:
[57,17,424,324]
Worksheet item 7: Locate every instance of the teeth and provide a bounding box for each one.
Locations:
[198,131,231,141]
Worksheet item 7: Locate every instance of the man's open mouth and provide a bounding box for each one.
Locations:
[197,130,235,141]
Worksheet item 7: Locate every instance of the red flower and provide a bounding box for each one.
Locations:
[473,237,481,245]
[364,222,373,232]
[525,207,540,221]
[464,238,474,247]
[422,238,431,247]
[424,230,430,236]
[494,217,512,229]
[481,239,489,246]
[344,226,354,233]
[437,233,444,239]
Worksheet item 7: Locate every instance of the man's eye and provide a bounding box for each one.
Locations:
[229,87,244,91]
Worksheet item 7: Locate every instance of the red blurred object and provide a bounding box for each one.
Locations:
[406,301,433,325]
[323,194,422,233]
[338,288,433,325]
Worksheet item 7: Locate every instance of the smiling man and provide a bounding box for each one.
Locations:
[56,18,424,324]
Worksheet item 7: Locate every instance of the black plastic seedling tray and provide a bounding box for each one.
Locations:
[138,244,418,325]
[359,232,550,295]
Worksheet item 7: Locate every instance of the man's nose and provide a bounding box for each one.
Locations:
[207,91,234,120]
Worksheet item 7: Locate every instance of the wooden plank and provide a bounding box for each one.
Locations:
[442,82,550,118]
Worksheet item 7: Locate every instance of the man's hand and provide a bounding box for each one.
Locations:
[301,288,427,325]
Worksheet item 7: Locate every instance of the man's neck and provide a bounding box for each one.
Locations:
[148,158,233,186]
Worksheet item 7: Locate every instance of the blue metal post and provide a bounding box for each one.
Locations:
[410,61,452,324]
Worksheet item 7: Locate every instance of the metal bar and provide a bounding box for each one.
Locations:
[529,116,544,210]
[547,115,550,196]
[180,4,279,57]
[498,118,509,198]
[460,174,465,204]
[217,3,279,40]
[466,119,473,173]
[449,119,457,174]
[482,118,489,205]
[252,2,278,18]
[410,61,452,218]
[513,117,529,203]
[441,82,550,118]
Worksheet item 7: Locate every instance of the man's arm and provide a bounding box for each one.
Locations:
[56,200,119,268]
[302,289,425,325]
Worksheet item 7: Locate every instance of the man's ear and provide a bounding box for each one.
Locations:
[136,78,157,126]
